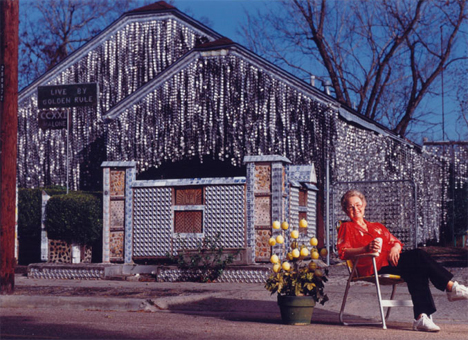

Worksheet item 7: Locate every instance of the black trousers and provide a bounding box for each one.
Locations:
[379,248,453,318]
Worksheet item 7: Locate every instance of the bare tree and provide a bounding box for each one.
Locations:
[240,0,467,138]
[18,0,153,90]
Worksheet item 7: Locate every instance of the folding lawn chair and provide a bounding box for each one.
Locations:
[339,252,413,329]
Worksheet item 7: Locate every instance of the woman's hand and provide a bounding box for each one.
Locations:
[366,239,381,253]
[388,245,401,266]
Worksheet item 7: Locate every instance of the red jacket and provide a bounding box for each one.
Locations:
[337,220,403,276]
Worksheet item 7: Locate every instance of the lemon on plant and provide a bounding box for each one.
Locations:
[308,261,317,270]
[276,235,284,244]
[292,248,300,258]
[281,221,289,230]
[273,263,281,273]
[268,238,276,246]
[270,254,279,264]
[320,248,328,257]
[299,219,308,228]
[314,269,324,277]
[282,262,291,271]
[311,251,319,260]
[290,230,299,239]
[272,221,281,229]
[300,247,309,257]
[310,237,318,246]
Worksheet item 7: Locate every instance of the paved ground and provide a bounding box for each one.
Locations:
[1,264,467,339]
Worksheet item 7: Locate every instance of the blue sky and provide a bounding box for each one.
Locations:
[172,0,263,42]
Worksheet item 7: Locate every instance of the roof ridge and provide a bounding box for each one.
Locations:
[196,37,235,49]
[129,1,176,13]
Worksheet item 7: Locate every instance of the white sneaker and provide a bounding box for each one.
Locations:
[413,313,441,332]
[447,281,468,302]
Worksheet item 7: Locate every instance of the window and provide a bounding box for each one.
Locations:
[299,188,307,207]
[173,187,204,235]
[175,187,203,205]
[174,210,203,233]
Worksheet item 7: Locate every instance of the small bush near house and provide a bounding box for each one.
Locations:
[45,192,102,246]
[167,232,240,283]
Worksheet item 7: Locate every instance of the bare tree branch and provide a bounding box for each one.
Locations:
[240,0,467,139]
[19,0,153,89]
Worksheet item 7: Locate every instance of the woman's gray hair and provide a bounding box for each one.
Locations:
[341,190,366,212]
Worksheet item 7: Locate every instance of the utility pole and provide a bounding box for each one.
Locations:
[0,0,19,294]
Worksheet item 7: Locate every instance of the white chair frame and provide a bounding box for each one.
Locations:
[339,253,413,329]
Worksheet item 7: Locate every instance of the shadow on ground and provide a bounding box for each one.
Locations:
[167,297,397,328]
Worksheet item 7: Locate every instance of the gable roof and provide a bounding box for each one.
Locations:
[101,37,339,122]
[18,1,418,149]
[129,1,176,12]
[100,33,419,148]
[196,37,235,49]
[18,1,222,99]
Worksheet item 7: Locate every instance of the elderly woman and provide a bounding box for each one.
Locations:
[337,189,468,332]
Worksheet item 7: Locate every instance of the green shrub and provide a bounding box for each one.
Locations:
[17,186,68,264]
[18,189,42,239]
[45,192,102,245]
[167,232,240,282]
[18,186,67,238]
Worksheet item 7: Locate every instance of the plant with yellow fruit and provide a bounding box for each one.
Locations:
[272,221,281,230]
[290,230,299,239]
[265,220,328,304]
[299,219,308,228]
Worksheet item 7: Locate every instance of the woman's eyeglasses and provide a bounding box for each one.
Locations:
[346,203,363,211]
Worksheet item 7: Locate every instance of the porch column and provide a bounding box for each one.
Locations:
[101,161,136,264]
[244,155,291,263]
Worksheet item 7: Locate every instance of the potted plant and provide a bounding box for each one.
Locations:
[265,219,329,325]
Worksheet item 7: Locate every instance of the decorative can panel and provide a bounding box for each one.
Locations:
[254,165,271,193]
[289,187,299,228]
[255,229,272,261]
[246,162,256,262]
[109,231,124,262]
[254,196,271,226]
[307,191,317,238]
[205,185,245,248]
[102,167,111,263]
[157,267,270,283]
[172,235,203,253]
[110,200,125,228]
[29,266,104,280]
[271,162,284,223]
[133,187,172,257]
[110,170,126,197]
